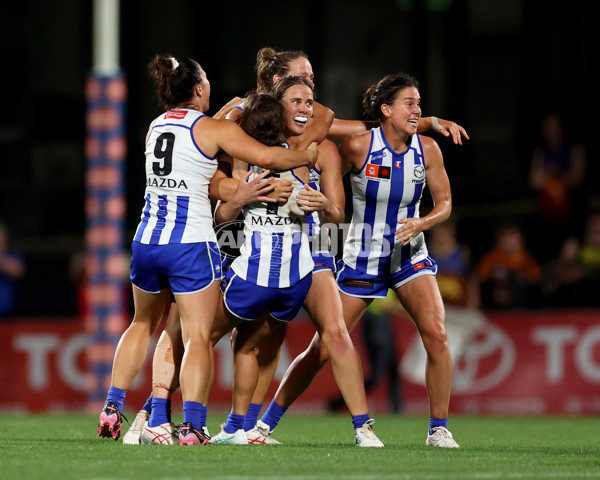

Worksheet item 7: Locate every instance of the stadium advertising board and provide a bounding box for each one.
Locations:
[0,311,599,414]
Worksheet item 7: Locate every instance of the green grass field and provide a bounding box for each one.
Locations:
[0,413,598,479]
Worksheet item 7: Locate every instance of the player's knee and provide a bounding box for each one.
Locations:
[185,334,211,351]
[129,317,159,336]
[420,316,448,353]
[321,325,352,357]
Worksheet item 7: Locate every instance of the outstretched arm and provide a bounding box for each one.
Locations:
[328,115,469,146]
[198,117,319,170]
[418,116,470,145]
[327,118,378,140]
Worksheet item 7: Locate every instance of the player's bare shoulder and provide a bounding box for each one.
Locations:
[317,138,340,167]
[340,130,372,172]
[419,134,444,166]
[200,115,239,137]
[341,129,371,157]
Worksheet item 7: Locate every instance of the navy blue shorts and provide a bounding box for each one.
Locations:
[130,241,222,294]
[221,268,312,321]
[336,257,437,298]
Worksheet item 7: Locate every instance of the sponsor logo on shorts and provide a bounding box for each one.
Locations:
[343,279,375,289]
[413,261,431,271]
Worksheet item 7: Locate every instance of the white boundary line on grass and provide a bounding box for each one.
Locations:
[133,473,600,480]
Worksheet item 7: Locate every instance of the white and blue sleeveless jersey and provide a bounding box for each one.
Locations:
[133,109,218,245]
[230,162,314,288]
[343,127,429,276]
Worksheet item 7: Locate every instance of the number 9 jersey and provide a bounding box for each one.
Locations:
[133,109,218,245]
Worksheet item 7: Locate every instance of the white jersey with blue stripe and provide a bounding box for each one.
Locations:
[305,166,332,255]
[343,127,429,276]
[133,109,218,245]
[231,161,314,288]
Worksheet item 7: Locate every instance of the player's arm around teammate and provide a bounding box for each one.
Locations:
[127,92,304,446]
[227,47,468,149]
[98,54,317,447]
[168,72,318,445]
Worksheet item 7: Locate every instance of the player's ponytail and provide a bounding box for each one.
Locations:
[148,54,205,110]
[255,47,309,93]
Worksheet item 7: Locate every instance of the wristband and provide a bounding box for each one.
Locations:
[431,116,442,132]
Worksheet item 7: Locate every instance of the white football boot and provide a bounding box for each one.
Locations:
[140,422,179,445]
[355,419,384,447]
[246,420,282,445]
[426,426,460,448]
[210,424,248,445]
[122,410,150,445]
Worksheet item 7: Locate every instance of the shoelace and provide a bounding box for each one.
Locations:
[359,419,377,439]
[130,412,148,431]
[362,419,376,428]
[257,425,271,438]
[433,427,452,438]
[120,412,130,426]
[104,405,129,426]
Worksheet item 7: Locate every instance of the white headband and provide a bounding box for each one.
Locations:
[170,57,179,70]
